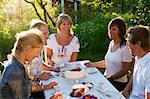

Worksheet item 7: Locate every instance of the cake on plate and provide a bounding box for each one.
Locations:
[81,94,98,99]
[64,68,86,79]
[70,84,89,97]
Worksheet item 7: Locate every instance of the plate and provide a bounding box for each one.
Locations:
[54,62,67,68]
[82,82,94,89]
[70,84,90,97]
[87,68,98,74]
[98,91,121,99]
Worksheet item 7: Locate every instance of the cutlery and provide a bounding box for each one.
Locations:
[96,89,111,97]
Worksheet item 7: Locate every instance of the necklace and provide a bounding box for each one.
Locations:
[110,42,120,52]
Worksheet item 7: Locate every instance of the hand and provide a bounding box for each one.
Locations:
[45,81,58,90]
[107,76,114,82]
[121,89,129,98]
[48,60,55,66]
[49,92,63,99]
[39,72,52,80]
[84,62,95,68]
[50,67,60,72]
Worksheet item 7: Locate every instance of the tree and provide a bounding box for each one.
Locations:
[24,0,55,26]
[134,0,150,26]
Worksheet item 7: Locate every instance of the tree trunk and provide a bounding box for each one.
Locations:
[24,0,55,27]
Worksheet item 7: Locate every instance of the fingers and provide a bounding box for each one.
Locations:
[48,60,55,66]
[54,67,60,72]
[49,92,63,99]
[51,67,60,72]
[49,82,58,89]
[40,72,52,80]
[121,90,129,98]
[84,62,93,67]
[51,81,58,86]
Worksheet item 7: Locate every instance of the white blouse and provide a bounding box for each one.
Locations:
[104,41,132,83]
[47,34,80,63]
[130,52,150,99]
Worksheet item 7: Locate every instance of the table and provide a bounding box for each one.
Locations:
[43,61,125,99]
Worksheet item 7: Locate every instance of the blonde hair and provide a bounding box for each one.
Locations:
[56,13,74,34]
[11,29,44,56]
[30,19,48,29]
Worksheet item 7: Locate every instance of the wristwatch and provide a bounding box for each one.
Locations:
[35,76,39,81]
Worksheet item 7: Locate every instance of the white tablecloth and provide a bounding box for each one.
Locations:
[43,61,125,99]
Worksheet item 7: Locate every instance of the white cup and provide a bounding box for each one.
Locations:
[99,82,107,92]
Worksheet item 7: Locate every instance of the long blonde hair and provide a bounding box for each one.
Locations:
[56,13,74,35]
[11,29,44,56]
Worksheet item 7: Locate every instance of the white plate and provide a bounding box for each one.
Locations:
[54,62,67,68]
[70,84,90,98]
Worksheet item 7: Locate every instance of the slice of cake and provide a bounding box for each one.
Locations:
[70,84,89,97]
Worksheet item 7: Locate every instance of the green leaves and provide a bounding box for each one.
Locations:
[74,14,114,61]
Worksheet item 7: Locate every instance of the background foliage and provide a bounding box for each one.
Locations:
[0,0,149,63]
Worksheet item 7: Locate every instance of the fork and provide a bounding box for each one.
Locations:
[96,89,111,97]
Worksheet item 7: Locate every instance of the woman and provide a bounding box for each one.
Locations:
[122,25,150,99]
[85,17,132,91]
[29,19,59,99]
[47,13,80,65]
[0,29,57,99]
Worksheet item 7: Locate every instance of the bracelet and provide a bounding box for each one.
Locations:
[41,85,44,90]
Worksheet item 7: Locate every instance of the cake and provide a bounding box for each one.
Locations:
[81,94,98,99]
[70,87,85,97]
[64,68,86,79]
[70,84,89,97]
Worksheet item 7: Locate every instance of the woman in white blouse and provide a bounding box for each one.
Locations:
[85,17,132,91]
[47,13,80,65]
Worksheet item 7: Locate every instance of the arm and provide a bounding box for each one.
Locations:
[122,77,133,98]
[85,60,105,68]
[108,62,131,80]
[32,85,43,92]
[47,48,55,66]
[94,60,105,68]
[42,62,60,72]
[8,73,29,99]
[32,81,58,92]
[145,61,150,99]
[70,36,80,62]
[70,52,79,62]
[9,80,26,99]
[146,93,150,99]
